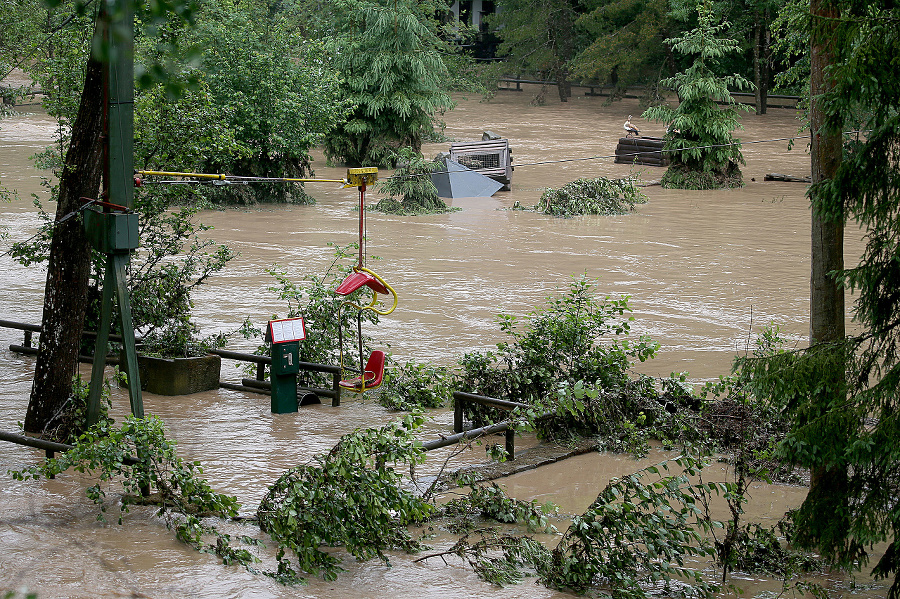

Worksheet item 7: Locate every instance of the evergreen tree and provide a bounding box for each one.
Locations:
[642,0,753,189]
[323,0,455,167]
[744,3,900,596]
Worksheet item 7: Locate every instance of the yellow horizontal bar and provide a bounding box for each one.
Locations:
[136,169,225,180]
[135,170,347,184]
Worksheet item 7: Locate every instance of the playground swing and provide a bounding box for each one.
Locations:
[334,168,396,393]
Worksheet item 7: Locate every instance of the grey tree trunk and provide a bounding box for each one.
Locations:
[24,49,103,439]
[809,0,844,347]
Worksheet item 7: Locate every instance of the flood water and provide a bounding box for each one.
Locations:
[0,87,883,598]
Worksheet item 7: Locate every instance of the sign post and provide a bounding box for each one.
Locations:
[266,318,306,414]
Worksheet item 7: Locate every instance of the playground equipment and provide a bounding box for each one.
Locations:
[333,167,397,393]
[134,167,383,408]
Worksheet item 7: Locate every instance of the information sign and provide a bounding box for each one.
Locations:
[268,317,307,344]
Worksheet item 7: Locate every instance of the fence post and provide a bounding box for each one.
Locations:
[332,372,341,407]
[454,394,463,433]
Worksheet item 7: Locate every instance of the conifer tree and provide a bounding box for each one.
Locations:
[323,0,455,167]
[642,0,753,189]
[744,3,900,595]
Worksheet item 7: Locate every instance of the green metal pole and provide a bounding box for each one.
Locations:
[86,259,116,427]
[107,1,134,210]
[85,1,141,425]
[112,252,143,417]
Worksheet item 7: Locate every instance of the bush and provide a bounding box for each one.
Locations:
[378,359,452,410]
[373,148,455,215]
[256,413,433,583]
[454,275,659,430]
[536,177,647,216]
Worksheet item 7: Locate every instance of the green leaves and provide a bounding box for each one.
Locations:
[8,414,242,541]
[374,147,453,214]
[323,0,455,167]
[455,274,684,448]
[256,412,432,582]
[536,176,648,216]
[543,450,723,597]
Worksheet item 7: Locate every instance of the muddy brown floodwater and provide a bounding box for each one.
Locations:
[0,87,884,598]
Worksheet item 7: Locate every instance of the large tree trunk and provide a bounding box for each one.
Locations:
[799,0,849,555]
[24,49,103,439]
[809,0,844,347]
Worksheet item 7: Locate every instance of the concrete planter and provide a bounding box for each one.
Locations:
[122,353,221,395]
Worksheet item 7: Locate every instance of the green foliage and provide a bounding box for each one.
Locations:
[542,450,723,598]
[428,451,732,596]
[9,414,241,524]
[435,531,551,587]
[721,521,821,578]
[178,0,351,203]
[138,317,226,358]
[572,0,674,92]
[323,0,456,167]
[9,188,236,354]
[256,412,433,583]
[455,275,661,437]
[490,0,584,102]
[535,176,647,216]
[642,0,753,189]
[514,374,702,454]
[700,324,796,481]
[35,373,115,444]
[440,480,558,534]
[127,192,235,334]
[746,5,900,597]
[373,147,454,214]
[378,359,452,411]
[8,415,267,574]
[770,0,811,96]
[132,77,246,177]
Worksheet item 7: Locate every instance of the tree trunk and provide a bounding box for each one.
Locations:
[809,0,844,348]
[753,9,770,115]
[556,67,571,103]
[801,0,849,554]
[24,47,103,438]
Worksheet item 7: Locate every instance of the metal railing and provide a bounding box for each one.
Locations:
[0,318,136,364]
[210,348,343,406]
[444,391,531,460]
[496,78,801,108]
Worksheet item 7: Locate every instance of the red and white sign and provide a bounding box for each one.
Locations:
[268,317,306,344]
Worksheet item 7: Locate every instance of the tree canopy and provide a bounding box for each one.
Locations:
[323,0,456,167]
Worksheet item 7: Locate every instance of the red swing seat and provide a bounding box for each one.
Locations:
[339,350,386,392]
[335,271,389,296]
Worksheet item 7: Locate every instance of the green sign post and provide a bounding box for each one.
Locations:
[267,318,307,414]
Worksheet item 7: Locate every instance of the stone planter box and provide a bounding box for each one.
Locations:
[121,353,221,396]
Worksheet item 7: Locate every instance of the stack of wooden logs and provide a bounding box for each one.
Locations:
[614,136,669,167]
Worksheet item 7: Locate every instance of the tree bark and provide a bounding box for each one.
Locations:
[753,9,770,115]
[802,0,849,553]
[809,0,844,347]
[24,47,103,438]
